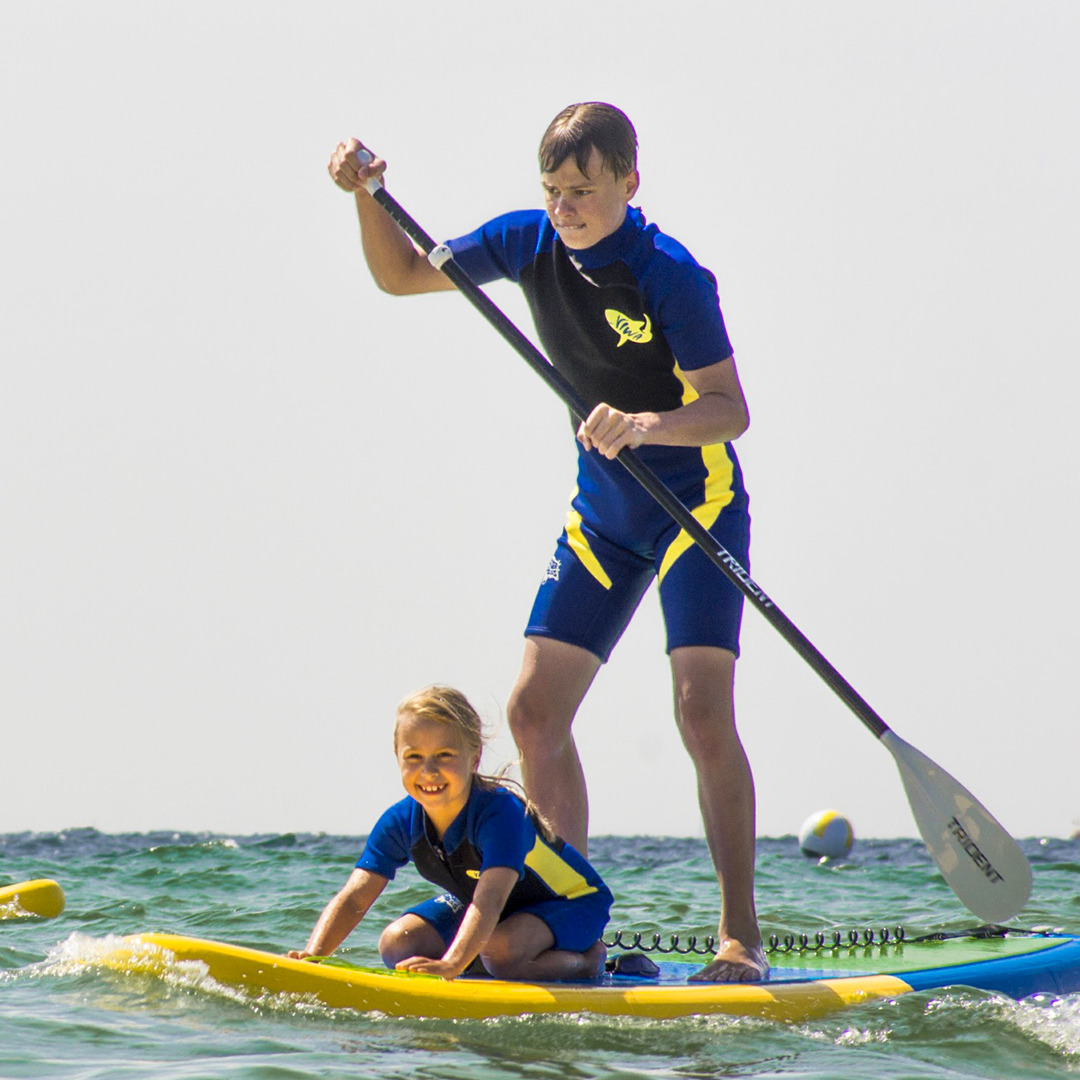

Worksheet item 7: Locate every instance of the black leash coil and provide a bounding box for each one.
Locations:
[603,924,1036,956]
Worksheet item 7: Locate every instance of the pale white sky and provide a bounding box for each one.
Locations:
[3,2,1077,841]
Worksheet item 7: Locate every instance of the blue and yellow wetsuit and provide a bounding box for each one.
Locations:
[448,206,749,660]
[357,784,613,951]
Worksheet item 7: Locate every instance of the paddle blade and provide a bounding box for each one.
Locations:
[880,730,1032,923]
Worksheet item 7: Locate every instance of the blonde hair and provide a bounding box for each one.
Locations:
[394,685,485,760]
[394,685,557,843]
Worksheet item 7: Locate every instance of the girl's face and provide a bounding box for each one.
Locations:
[394,712,479,829]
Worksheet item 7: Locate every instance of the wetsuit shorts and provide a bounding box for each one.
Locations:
[405,890,611,954]
[526,496,750,662]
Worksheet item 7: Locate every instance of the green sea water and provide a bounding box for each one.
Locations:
[3,831,1080,1079]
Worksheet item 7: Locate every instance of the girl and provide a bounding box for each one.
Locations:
[289,686,612,980]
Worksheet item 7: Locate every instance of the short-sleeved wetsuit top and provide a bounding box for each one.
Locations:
[357,785,612,918]
[447,206,750,661]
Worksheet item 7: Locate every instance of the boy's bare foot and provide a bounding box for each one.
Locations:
[687,936,768,983]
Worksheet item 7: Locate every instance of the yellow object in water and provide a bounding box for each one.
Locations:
[0,879,66,919]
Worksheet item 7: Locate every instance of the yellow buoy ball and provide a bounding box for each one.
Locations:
[0,879,66,919]
[798,810,854,858]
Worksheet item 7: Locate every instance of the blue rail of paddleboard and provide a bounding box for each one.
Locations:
[898,937,1080,999]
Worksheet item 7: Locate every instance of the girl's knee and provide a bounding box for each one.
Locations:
[478,925,533,980]
[377,922,409,967]
[479,949,529,981]
[378,917,440,968]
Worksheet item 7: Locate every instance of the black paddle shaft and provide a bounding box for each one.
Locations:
[367,183,890,741]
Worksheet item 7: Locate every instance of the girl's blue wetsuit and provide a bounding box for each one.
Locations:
[357,783,613,952]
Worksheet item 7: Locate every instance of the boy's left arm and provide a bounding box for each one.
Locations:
[395,866,518,979]
[577,355,749,459]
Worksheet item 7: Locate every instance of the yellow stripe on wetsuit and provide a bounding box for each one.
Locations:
[565,505,613,589]
[524,838,599,900]
[657,365,735,584]
[563,365,736,589]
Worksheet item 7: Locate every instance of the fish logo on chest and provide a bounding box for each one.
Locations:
[605,308,653,347]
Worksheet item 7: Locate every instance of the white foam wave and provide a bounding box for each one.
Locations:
[1008,992,1080,1057]
[37,931,211,984]
[31,932,343,1018]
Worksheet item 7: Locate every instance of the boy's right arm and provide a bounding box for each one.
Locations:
[328,138,457,296]
[288,868,389,960]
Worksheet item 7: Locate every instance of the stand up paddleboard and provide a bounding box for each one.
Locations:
[0,879,66,920]
[96,927,1080,1021]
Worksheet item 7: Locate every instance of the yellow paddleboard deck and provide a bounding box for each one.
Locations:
[94,930,1080,1022]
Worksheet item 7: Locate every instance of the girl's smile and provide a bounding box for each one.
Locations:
[395,712,479,832]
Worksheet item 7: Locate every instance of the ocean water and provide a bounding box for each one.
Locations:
[2,831,1079,1079]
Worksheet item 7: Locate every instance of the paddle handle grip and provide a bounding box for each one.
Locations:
[353,146,383,196]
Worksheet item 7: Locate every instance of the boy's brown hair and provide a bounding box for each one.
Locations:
[539,102,638,180]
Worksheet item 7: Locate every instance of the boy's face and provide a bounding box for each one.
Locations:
[541,147,639,250]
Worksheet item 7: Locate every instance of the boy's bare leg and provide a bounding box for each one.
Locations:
[507,637,601,853]
[671,646,766,983]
